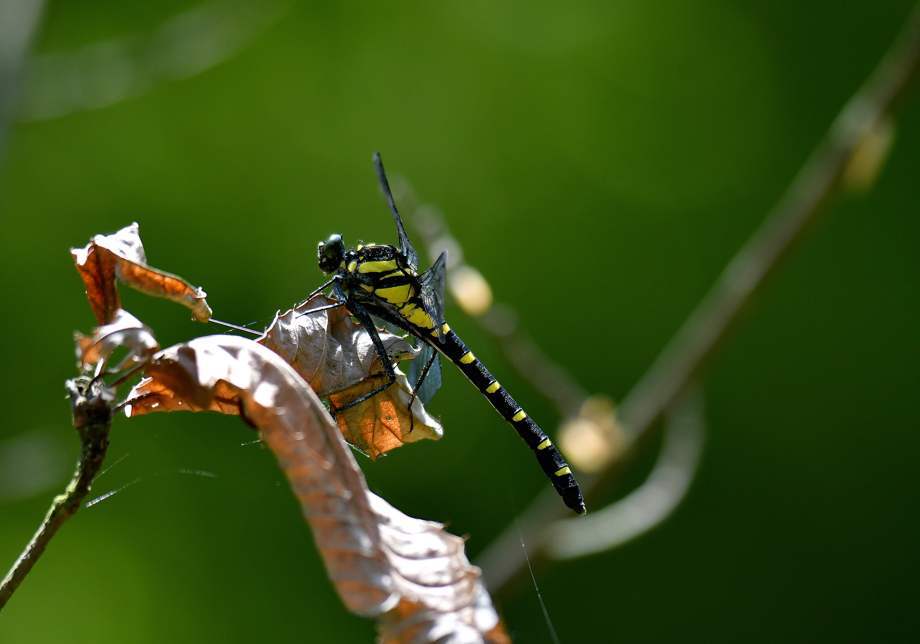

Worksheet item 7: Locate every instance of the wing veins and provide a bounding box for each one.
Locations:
[373,151,419,271]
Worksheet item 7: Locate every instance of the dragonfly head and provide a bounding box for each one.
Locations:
[317,233,346,273]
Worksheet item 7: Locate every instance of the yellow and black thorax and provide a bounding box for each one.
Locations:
[339,243,436,332]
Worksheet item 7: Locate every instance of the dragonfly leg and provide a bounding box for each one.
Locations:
[296,301,345,318]
[322,371,389,398]
[296,276,338,308]
[330,372,396,413]
[329,302,397,414]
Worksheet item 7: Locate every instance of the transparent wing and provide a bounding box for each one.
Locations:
[418,251,447,343]
[373,152,419,272]
[407,345,442,405]
[375,317,408,339]
[372,312,442,406]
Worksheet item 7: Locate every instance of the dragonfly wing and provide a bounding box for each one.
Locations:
[407,344,442,405]
[373,152,419,271]
[376,317,408,339]
[418,250,448,342]
[369,312,441,402]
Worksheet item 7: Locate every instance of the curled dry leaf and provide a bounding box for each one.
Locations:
[380,594,510,644]
[329,369,443,459]
[71,222,212,324]
[75,308,159,369]
[123,335,504,642]
[372,495,511,644]
[259,297,443,457]
[259,296,415,395]
[124,374,244,417]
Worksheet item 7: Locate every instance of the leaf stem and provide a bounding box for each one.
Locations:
[0,377,113,611]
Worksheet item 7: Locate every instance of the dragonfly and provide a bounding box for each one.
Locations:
[305,153,585,514]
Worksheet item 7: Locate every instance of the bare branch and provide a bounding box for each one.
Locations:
[477,3,920,591]
[546,389,704,559]
[616,5,920,448]
[0,377,113,611]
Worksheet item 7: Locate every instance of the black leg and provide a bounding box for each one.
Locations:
[297,276,337,307]
[329,302,397,413]
[296,301,346,318]
[323,371,390,398]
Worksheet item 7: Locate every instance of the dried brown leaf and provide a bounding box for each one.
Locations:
[75,308,159,369]
[258,296,415,395]
[330,369,442,459]
[125,375,244,417]
[259,297,442,457]
[124,335,503,641]
[372,496,511,644]
[71,222,212,324]
[380,596,511,644]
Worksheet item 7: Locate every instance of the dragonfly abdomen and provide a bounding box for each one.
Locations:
[432,325,586,514]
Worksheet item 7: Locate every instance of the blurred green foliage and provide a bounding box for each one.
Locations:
[1,1,918,642]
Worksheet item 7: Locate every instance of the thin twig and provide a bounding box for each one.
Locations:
[546,388,705,559]
[0,377,114,610]
[477,3,920,592]
[478,304,589,418]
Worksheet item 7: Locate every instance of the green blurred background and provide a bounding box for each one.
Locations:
[1,1,918,642]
